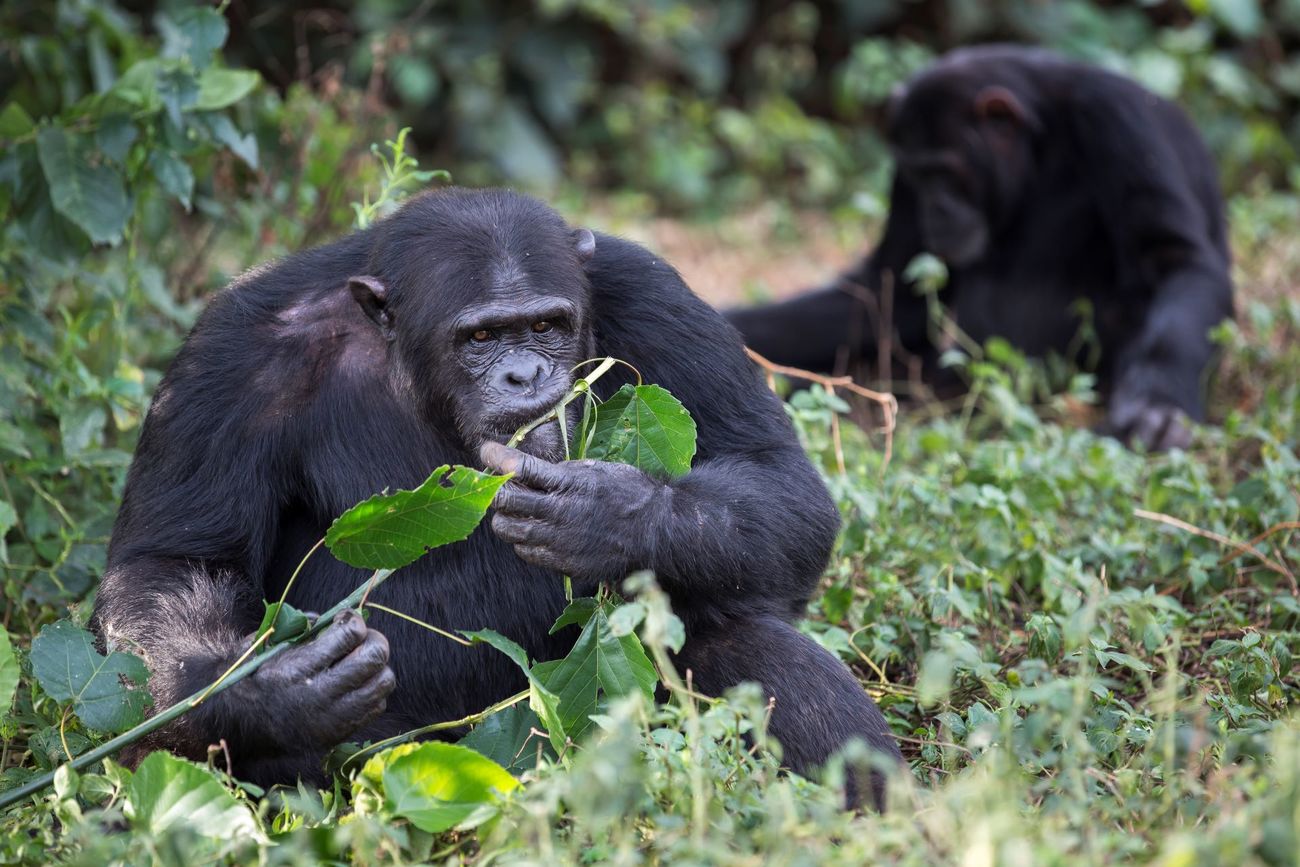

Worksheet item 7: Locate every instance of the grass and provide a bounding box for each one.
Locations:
[0,189,1297,865]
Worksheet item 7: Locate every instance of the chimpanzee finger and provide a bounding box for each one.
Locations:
[325,628,391,692]
[480,442,568,491]
[301,609,369,674]
[492,483,559,520]
[337,667,396,731]
[1132,408,1169,452]
[491,513,549,546]
[1155,412,1192,452]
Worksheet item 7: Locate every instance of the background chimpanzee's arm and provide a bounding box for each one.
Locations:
[725,174,934,374]
[588,235,842,617]
[1067,79,1234,446]
[92,289,392,780]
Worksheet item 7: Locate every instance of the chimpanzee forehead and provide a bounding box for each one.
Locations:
[378,188,588,308]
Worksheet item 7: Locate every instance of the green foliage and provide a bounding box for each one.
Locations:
[28,622,149,734]
[578,383,698,477]
[324,465,511,570]
[357,742,519,834]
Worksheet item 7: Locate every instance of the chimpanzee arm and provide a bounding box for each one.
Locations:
[593,236,843,609]
[1067,82,1234,447]
[725,173,933,373]
[93,296,392,778]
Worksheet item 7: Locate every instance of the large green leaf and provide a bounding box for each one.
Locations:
[533,609,657,742]
[29,622,151,733]
[325,465,508,570]
[381,742,519,833]
[583,384,697,478]
[36,127,131,245]
[125,752,258,841]
[0,626,18,717]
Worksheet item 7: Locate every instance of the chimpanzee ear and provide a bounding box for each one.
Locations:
[975,86,1040,132]
[348,275,395,340]
[574,228,596,263]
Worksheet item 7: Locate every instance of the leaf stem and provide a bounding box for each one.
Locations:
[507,356,620,448]
[363,602,472,646]
[341,688,530,770]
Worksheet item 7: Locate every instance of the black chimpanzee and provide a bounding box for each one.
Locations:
[92,188,901,806]
[727,45,1234,450]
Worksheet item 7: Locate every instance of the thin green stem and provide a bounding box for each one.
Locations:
[363,602,472,646]
[342,688,530,770]
[0,568,394,811]
[507,356,620,448]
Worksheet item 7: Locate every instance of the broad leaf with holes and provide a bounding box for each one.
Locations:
[29,622,151,733]
[325,465,509,569]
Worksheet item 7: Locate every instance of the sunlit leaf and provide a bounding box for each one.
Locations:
[381,742,518,833]
[125,752,258,841]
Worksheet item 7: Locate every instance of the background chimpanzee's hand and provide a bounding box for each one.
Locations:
[481,441,671,581]
[237,609,395,755]
[1107,392,1193,452]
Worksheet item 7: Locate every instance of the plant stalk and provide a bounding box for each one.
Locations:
[0,568,394,811]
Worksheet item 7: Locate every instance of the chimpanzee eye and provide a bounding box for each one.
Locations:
[471,329,492,342]
[532,321,553,334]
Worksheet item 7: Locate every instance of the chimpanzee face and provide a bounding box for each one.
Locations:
[894,150,990,267]
[446,284,588,458]
[347,189,597,461]
[888,76,1039,269]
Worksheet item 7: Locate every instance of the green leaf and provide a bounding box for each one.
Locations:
[0,102,35,139]
[157,68,200,128]
[36,127,131,245]
[325,465,509,570]
[381,742,519,833]
[460,705,548,773]
[160,7,229,68]
[125,752,258,840]
[257,600,310,644]
[149,150,194,210]
[549,597,599,634]
[533,610,657,743]
[584,384,697,478]
[202,114,258,167]
[464,629,567,751]
[29,622,151,733]
[59,404,106,457]
[195,68,260,112]
[95,115,138,164]
[0,626,18,717]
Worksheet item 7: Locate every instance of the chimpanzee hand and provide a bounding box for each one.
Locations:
[1107,393,1193,452]
[481,441,671,581]
[238,609,395,754]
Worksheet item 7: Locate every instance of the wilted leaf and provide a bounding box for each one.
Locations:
[125,752,258,840]
[583,384,697,478]
[325,465,508,570]
[30,622,151,733]
[381,742,518,833]
[257,600,310,644]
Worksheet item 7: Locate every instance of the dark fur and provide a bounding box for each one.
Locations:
[727,45,1234,450]
[93,188,901,806]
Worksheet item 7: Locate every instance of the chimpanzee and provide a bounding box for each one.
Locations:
[92,188,901,806]
[727,45,1234,450]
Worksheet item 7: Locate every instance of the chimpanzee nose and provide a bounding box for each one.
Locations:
[497,356,546,393]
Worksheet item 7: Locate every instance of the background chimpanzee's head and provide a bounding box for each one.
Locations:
[348,188,598,459]
[885,47,1046,267]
